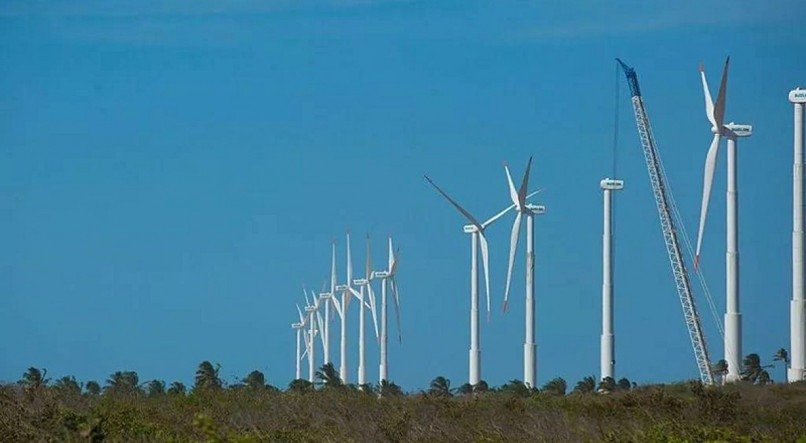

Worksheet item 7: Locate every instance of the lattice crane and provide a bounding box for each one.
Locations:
[617,59,715,385]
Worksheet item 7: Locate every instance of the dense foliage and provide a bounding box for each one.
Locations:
[2,362,805,441]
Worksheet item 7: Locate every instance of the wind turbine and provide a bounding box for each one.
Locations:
[790,86,806,382]
[501,158,546,389]
[353,235,379,388]
[425,175,538,386]
[334,233,361,384]
[694,57,753,383]
[600,178,624,382]
[373,237,400,384]
[302,291,321,383]
[292,304,306,380]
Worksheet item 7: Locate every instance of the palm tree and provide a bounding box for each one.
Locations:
[105,371,140,395]
[19,367,48,392]
[287,379,314,393]
[454,383,473,396]
[146,380,166,397]
[242,370,266,390]
[616,377,632,391]
[712,359,729,385]
[428,376,452,397]
[573,376,596,394]
[499,379,530,397]
[315,363,343,389]
[194,361,222,391]
[167,381,187,395]
[53,376,82,397]
[773,348,790,383]
[598,376,616,393]
[741,353,774,384]
[85,381,101,396]
[379,380,403,397]
[541,377,567,396]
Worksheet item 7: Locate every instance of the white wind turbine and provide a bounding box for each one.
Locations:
[292,304,307,380]
[302,290,322,383]
[353,235,380,388]
[425,175,538,386]
[501,157,546,389]
[789,86,806,382]
[695,57,753,383]
[373,237,401,384]
[334,233,362,384]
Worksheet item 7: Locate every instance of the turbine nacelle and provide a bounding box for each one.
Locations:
[318,292,332,299]
[525,204,546,214]
[304,305,317,313]
[373,270,390,279]
[463,224,481,233]
[600,178,625,191]
[292,322,304,329]
[790,87,806,104]
[353,278,369,286]
[335,284,348,292]
[724,123,752,138]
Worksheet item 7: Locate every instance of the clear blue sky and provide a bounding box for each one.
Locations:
[1,1,804,389]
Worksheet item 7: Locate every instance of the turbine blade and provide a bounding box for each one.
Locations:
[346,232,353,283]
[349,286,362,301]
[424,175,484,230]
[389,238,398,275]
[713,57,729,129]
[367,282,379,340]
[503,211,522,310]
[330,241,337,294]
[504,164,521,208]
[365,235,372,280]
[478,231,491,322]
[695,133,722,266]
[517,156,533,207]
[331,295,343,319]
[296,304,305,323]
[700,63,717,129]
[316,311,325,348]
[390,277,402,343]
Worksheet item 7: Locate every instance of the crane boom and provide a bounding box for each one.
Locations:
[617,59,715,385]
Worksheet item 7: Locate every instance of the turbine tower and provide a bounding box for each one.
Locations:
[695,57,752,382]
[501,158,546,389]
[790,86,806,382]
[302,294,320,383]
[292,305,306,380]
[425,175,537,385]
[353,235,379,388]
[373,237,400,384]
[600,178,624,381]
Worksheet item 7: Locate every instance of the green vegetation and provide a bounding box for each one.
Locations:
[1,358,805,441]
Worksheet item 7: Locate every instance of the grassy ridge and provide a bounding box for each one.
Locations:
[1,381,805,442]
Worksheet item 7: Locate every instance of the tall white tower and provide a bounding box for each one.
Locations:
[523,203,546,389]
[790,87,806,383]
[723,122,752,382]
[600,178,624,381]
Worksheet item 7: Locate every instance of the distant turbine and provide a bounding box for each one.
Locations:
[335,233,361,384]
[600,178,624,382]
[292,304,306,380]
[353,235,379,388]
[695,57,752,382]
[501,158,546,389]
[790,86,806,383]
[373,237,401,384]
[426,175,538,386]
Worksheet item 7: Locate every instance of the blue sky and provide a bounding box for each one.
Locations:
[1,0,804,389]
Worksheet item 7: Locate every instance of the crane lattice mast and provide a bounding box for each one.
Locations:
[617,59,715,385]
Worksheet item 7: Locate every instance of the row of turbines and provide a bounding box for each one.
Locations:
[287,58,805,387]
[291,235,401,386]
